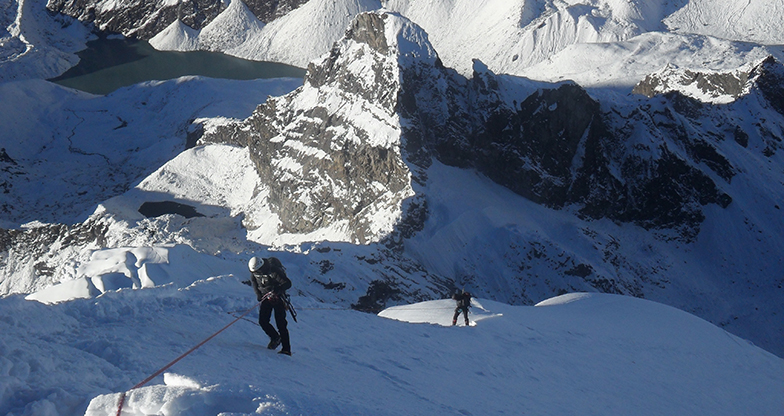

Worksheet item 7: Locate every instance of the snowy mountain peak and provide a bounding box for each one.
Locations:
[149,20,200,51]
[196,0,265,51]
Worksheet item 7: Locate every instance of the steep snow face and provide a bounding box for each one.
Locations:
[664,0,784,45]
[148,20,199,50]
[227,0,382,67]
[383,0,678,75]
[185,0,265,52]
[518,31,780,89]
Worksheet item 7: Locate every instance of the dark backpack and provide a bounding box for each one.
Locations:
[267,257,286,276]
[454,291,471,307]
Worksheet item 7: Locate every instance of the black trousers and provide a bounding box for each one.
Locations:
[259,298,290,351]
[453,306,469,325]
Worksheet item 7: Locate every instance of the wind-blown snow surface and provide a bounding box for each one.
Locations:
[3,282,782,415]
[663,0,784,45]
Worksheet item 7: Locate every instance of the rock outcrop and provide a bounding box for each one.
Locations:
[46,0,307,39]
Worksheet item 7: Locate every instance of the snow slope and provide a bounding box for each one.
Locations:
[150,0,265,52]
[0,76,302,228]
[0,0,91,82]
[664,0,784,45]
[151,0,382,68]
[519,31,782,89]
[3,277,782,415]
[227,0,381,67]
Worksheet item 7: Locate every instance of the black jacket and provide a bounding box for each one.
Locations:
[251,267,291,301]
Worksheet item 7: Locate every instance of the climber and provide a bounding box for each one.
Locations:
[452,289,472,326]
[249,256,293,355]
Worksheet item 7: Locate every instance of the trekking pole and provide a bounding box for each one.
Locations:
[283,293,298,323]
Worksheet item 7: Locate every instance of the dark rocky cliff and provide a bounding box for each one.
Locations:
[46,0,307,39]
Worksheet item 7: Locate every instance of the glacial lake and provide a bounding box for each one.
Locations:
[49,37,306,95]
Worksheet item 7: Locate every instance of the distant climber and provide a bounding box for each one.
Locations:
[452,289,471,326]
[249,257,293,355]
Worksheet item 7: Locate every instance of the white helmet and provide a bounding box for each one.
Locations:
[248,257,264,272]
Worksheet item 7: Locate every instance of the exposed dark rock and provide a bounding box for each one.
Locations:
[311,279,345,291]
[138,201,205,219]
[474,83,603,208]
[565,264,593,278]
[46,0,307,40]
[0,148,16,165]
[733,126,749,147]
[351,279,402,312]
[752,56,784,116]
[344,12,388,55]
[633,65,749,100]
[0,218,109,280]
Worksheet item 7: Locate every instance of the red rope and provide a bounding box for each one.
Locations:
[115,301,261,415]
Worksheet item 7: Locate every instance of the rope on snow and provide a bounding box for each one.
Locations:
[115,300,262,416]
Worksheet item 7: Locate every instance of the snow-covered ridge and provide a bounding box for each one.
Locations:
[11,288,779,415]
[632,58,764,104]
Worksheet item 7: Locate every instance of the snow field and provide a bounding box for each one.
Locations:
[5,277,783,415]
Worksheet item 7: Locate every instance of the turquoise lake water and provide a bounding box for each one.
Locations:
[49,37,306,95]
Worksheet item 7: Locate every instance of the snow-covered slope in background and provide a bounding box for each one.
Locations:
[0,0,91,82]
[384,0,678,76]
[519,31,782,89]
[147,0,784,83]
[228,0,381,67]
[150,0,265,52]
[151,0,382,68]
[0,76,302,228]
[664,0,784,45]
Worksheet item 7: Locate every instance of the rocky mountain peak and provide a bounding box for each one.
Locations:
[345,12,389,55]
[750,56,784,116]
[202,12,439,244]
[200,10,742,244]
